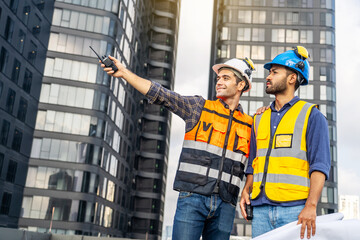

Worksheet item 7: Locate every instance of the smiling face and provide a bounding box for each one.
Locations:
[265,64,296,95]
[215,69,242,100]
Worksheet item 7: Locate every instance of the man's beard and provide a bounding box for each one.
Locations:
[265,79,287,94]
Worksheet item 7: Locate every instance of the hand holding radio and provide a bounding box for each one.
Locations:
[90,46,126,78]
[90,46,152,95]
[240,185,253,221]
[245,195,253,220]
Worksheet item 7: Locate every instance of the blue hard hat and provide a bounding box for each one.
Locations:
[264,46,310,85]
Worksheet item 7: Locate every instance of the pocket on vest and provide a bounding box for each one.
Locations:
[176,152,212,186]
[234,131,250,155]
[256,128,269,149]
[208,121,226,146]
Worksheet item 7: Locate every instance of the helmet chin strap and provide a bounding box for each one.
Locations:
[297,73,305,85]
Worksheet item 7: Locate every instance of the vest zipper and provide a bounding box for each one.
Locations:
[260,109,283,190]
[214,110,234,192]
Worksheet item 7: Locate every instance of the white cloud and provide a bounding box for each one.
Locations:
[336,1,360,173]
[338,168,360,198]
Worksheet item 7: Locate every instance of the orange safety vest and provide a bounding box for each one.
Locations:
[173,99,252,205]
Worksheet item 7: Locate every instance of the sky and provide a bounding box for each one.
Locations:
[335,0,360,198]
[162,0,214,228]
[162,0,360,229]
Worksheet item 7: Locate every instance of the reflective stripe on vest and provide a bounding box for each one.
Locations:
[174,99,252,196]
[183,140,248,165]
[178,162,241,187]
[252,100,316,202]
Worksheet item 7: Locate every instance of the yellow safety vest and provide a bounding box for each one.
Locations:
[252,100,316,202]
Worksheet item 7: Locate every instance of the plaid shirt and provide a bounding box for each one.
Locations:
[145,81,244,132]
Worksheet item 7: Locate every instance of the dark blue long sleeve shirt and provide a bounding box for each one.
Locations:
[245,96,331,207]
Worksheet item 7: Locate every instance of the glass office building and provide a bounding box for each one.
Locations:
[0,0,54,228]
[209,0,337,237]
[17,0,179,239]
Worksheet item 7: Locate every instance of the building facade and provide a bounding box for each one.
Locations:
[209,0,337,237]
[0,0,54,228]
[17,0,179,239]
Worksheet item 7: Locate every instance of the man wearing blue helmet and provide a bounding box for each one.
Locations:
[239,46,331,239]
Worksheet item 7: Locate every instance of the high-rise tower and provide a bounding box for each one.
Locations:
[18,0,179,239]
[209,0,337,237]
[0,0,54,228]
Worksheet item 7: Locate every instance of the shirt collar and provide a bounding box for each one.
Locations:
[270,96,300,112]
[218,99,244,114]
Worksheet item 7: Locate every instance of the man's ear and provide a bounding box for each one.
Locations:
[237,80,246,92]
[288,73,297,85]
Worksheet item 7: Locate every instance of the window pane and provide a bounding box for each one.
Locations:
[0,192,12,215]
[249,101,263,115]
[21,197,32,217]
[0,47,9,74]
[6,160,17,182]
[271,46,285,59]
[23,69,33,93]
[250,82,264,97]
[12,129,23,152]
[252,11,266,24]
[6,88,16,113]
[251,46,265,60]
[219,45,230,58]
[31,138,42,158]
[238,10,251,23]
[17,97,28,122]
[252,28,265,41]
[299,85,314,99]
[236,45,250,58]
[221,27,229,40]
[4,17,14,42]
[237,28,251,41]
[272,29,285,42]
[1,120,10,146]
[272,12,285,24]
[286,29,298,43]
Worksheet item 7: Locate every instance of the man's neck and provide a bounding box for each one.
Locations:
[222,97,240,111]
[274,92,295,111]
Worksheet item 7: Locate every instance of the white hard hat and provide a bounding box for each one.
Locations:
[212,58,256,92]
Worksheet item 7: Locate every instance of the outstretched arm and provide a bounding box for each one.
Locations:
[101,56,151,95]
[100,56,206,131]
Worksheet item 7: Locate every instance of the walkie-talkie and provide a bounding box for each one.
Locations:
[245,187,253,220]
[89,46,118,72]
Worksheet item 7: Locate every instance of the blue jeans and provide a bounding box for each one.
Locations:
[172,192,236,240]
[252,204,305,238]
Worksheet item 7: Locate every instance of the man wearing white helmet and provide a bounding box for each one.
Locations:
[101,56,255,240]
[240,46,331,239]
